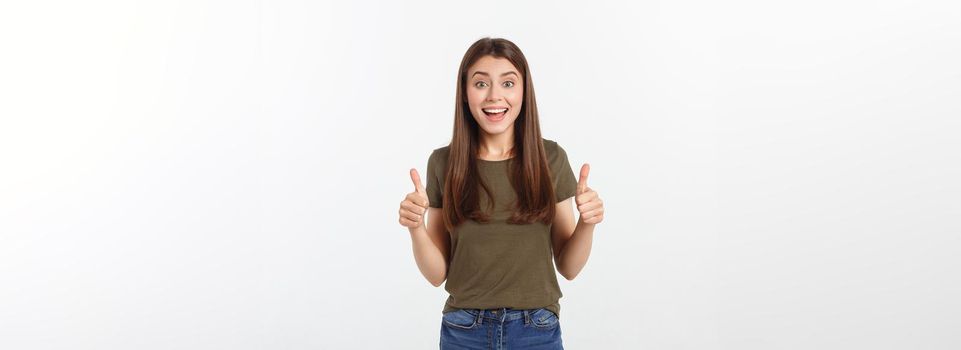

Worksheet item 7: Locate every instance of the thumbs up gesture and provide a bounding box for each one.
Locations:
[575,163,604,225]
[399,168,430,229]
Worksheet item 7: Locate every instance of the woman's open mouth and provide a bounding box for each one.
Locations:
[482,107,508,122]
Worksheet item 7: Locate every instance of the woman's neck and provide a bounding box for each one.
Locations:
[478,130,515,160]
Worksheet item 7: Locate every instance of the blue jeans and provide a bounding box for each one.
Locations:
[439,307,563,350]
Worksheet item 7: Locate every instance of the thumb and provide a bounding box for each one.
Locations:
[410,168,426,194]
[577,163,590,193]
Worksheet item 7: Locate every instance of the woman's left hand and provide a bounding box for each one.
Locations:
[575,163,604,225]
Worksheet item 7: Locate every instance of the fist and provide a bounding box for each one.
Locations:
[399,168,430,228]
[575,163,604,225]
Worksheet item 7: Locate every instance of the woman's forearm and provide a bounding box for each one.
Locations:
[409,226,448,287]
[557,220,595,280]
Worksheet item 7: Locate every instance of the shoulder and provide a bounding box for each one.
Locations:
[427,144,451,174]
[431,144,451,157]
[542,138,558,150]
[429,145,450,162]
[541,138,568,161]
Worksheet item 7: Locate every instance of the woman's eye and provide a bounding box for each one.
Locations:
[475,81,488,88]
[503,81,515,88]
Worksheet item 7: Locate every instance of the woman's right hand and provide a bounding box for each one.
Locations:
[399,168,430,229]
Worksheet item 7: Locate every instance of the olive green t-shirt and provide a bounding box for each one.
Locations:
[425,138,577,319]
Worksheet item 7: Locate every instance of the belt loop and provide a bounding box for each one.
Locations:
[523,309,531,325]
[476,309,483,325]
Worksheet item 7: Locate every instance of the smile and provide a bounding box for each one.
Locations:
[482,107,508,121]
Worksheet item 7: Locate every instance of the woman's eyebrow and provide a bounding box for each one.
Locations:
[471,71,520,78]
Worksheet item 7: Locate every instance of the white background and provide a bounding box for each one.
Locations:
[1,0,959,349]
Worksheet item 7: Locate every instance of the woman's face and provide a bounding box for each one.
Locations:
[465,55,524,138]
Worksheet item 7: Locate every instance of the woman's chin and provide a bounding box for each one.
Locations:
[478,123,513,136]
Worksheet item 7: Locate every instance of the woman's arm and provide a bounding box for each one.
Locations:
[408,207,450,287]
[551,163,604,280]
[551,198,595,280]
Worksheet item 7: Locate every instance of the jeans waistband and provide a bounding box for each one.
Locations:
[462,307,533,324]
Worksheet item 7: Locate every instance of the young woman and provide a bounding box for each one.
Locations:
[398,37,604,350]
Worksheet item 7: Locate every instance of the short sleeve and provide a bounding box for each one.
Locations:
[550,141,577,203]
[425,149,444,208]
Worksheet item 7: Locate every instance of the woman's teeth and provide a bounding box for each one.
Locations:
[483,108,508,120]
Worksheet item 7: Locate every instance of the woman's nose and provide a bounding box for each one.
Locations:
[485,89,503,102]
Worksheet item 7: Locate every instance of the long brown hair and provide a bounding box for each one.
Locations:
[442,37,556,232]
